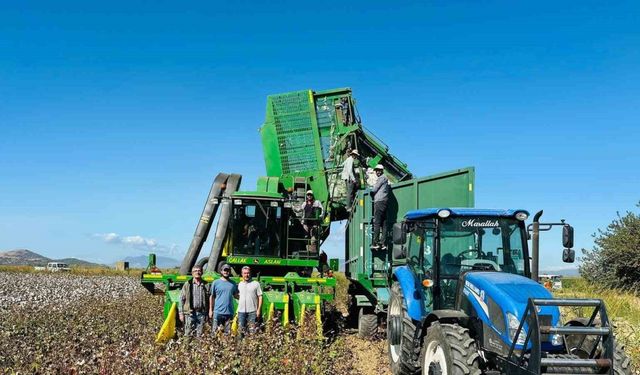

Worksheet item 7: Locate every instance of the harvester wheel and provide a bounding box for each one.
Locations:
[357,308,378,339]
[420,322,481,375]
[388,282,420,375]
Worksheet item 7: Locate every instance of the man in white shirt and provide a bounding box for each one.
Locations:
[341,149,360,211]
[237,266,263,336]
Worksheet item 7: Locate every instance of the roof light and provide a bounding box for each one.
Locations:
[270,201,279,207]
[515,211,528,221]
[437,209,451,218]
[283,202,292,208]
[234,199,243,205]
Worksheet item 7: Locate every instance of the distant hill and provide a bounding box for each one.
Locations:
[540,267,580,277]
[0,249,49,266]
[123,255,180,269]
[0,249,105,268]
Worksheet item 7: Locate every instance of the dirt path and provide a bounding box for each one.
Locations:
[344,334,392,375]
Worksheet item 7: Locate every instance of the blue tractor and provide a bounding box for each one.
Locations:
[386,208,631,375]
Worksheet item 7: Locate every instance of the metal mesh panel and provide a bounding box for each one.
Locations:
[269,91,319,174]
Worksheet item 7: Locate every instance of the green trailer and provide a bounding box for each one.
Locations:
[346,167,475,337]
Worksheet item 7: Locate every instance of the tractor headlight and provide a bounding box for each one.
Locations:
[515,211,529,221]
[507,313,526,346]
[551,333,563,346]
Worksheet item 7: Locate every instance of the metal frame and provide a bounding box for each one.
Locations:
[504,298,613,374]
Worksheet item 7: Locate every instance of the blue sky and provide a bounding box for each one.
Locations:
[1,1,638,270]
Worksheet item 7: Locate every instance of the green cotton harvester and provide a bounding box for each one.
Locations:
[142,87,415,341]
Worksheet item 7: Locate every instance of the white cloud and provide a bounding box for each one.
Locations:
[93,233,179,255]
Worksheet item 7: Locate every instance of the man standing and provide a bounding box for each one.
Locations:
[371,164,390,250]
[300,190,324,238]
[237,266,263,336]
[341,149,360,210]
[179,265,209,337]
[209,264,238,335]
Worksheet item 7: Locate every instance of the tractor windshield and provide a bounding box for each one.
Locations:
[439,216,527,277]
[433,216,527,308]
[231,199,284,257]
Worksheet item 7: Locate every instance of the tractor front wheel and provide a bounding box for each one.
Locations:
[420,322,482,375]
[388,282,420,375]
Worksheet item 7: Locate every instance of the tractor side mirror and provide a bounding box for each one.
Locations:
[392,223,406,245]
[562,248,575,263]
[562,225,574,248]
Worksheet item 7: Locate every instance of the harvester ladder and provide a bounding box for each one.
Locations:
[505,298,614,375]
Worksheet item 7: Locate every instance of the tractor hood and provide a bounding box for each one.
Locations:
[462,272,561,349]
[464,271,558,317]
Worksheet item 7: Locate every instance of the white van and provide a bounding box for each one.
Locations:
[46,262,71,272]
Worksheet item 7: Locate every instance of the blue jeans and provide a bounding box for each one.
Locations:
[237,311,257,336]
[184,311,207,337]
[212,313,232,335]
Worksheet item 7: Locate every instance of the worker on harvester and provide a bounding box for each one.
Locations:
[371,164,390,250]
[300,190,323,239]
[341,149,361,210]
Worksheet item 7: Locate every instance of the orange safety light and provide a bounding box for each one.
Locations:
[422,279,434,288]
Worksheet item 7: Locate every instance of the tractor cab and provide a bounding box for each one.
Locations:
[394,208,531,310]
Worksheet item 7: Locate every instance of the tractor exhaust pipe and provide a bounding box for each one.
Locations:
[531,210,543,282]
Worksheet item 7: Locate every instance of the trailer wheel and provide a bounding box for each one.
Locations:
[357,308,378,339]
[420,322,481,375]
[388,282,420,375]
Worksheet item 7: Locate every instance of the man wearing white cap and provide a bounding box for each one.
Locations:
[341,149,360,211]
[371,164,390,249]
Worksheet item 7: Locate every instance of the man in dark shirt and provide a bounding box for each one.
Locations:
[371,164,390,250]
[179,265,209,337]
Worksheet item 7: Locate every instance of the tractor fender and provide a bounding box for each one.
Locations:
[422,310,469,329]
[392,266,425,321]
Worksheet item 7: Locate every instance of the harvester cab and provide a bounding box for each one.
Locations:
[386,208,630,375]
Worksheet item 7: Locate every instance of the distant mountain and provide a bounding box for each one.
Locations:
[540,267,580,277]
[0,249,49,266]
[0,249,105,267]
[123,255,180,269]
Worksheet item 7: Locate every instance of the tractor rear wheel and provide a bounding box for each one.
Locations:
[420,322,482,375]
[357,308,378,339]
[388,282,420,375]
